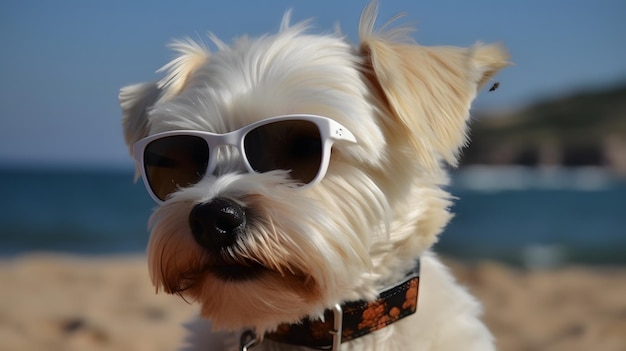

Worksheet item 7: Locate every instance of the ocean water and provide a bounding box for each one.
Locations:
[441,167,626,266]
[1,166,625,266]
[0,167,154,255]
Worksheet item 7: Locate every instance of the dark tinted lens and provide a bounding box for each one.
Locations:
[143,135,209,201]
[244,120,322,184]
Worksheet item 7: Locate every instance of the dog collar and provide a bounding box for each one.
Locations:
[240,260,420,351]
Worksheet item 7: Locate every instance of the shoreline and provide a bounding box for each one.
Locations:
[1,253,625,351]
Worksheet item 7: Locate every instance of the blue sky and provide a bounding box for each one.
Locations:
[1,0,625,169]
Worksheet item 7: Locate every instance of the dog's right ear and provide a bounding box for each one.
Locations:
[119,39,210,154]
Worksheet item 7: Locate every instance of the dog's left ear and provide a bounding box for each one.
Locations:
[119,82,162,153]
[359,6,510,172]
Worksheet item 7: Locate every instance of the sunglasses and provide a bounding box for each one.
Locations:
[132,114,357,203]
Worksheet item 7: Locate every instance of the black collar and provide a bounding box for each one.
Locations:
[241,260,420,350]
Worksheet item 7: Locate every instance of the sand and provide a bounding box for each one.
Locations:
[1,254,625,351]
[447,260,626,351]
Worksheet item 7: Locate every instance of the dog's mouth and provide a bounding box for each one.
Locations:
[209,259,268,282]
[205,251,271,282]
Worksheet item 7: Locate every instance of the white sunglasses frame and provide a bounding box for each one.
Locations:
[132,114,357,203]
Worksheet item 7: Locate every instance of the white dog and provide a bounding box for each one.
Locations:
[120,3,508,350]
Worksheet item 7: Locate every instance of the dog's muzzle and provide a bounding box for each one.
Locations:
[188,197,266,281]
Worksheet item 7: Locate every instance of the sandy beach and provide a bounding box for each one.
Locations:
[1,254,625,351]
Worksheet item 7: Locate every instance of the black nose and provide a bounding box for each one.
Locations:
[189,197,246,250]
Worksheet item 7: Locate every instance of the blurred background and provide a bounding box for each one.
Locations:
[1,1,625,350]
[1,0,624,266]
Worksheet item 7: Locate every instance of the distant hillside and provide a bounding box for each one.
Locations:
[463,83,626,175]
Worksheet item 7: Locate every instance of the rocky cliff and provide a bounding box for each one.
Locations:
[464,83,626,175]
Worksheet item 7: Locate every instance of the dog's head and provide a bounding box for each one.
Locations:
[120,4,508,333]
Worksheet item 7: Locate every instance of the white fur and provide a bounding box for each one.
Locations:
[120,2,509,350]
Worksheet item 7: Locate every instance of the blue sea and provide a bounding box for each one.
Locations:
[1,166,625,267]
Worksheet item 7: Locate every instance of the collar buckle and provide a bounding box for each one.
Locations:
[328,303,343,351]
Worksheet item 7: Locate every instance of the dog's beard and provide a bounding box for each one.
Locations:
[146,170,386,332]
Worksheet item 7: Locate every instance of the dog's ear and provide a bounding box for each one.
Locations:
[359,4,510,172]
[119,39,210,153]
[119,82,161,153]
